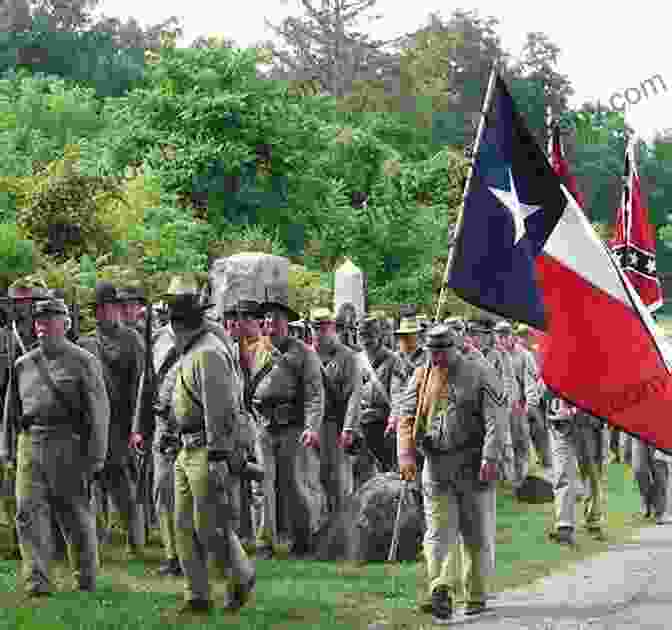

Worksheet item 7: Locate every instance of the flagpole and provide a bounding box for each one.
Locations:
[435,62,498,322]
[545,104,553,157]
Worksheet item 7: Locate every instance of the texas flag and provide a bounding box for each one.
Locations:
[447,74,672,451]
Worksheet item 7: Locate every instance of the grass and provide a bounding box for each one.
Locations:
[0,461,655,630]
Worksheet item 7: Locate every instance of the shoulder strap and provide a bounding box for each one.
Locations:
[31,349,80,421]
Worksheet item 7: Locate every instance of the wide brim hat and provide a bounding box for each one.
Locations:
[33,298,69,318]
[494,320,513,333]
[468,317,496,334]
[424,324,457,350]
[223,300,261,317]
[310,307,335,325]
[394,316,420,335]
[161,275,214,313]
[117,287,146,303]
[8,286,49,301]
[93,281,123,306]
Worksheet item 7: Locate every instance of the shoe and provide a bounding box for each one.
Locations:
[157,557,183,577]
[430,586,453,624]
[549,527,575,546]
[656,515,672,525]
[177,599,211,615]
[224,574,256,611]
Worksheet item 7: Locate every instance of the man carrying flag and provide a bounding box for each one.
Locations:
[445,67,672,486]
[545,123,609,542]
[610,138,671,523]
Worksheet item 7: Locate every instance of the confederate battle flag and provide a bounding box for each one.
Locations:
[610,138,663,311]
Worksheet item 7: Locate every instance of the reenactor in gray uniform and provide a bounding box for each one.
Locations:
[387,316,428,481]
[357,316,405,473]
[78,282,145,559]
[252,293,324,559]
[545,391,608,544]
[494,320,540,484]
[631,438,671,524]
[310,307,362,515]
[167,277,255,614]
[335,303,360,351]
[0,286,51,560]
[130,319,184,577]
[396,326,506,623]
[1,296,110,597]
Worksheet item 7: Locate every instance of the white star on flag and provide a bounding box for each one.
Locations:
[647,258,656,273]
[628,251,639,266]
[489,168,542,245]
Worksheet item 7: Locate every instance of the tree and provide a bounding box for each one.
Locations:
[259,0,399,98]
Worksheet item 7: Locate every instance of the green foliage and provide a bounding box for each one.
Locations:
[0,222,36,282]
[0,17,145,97]
[0,72,108,178]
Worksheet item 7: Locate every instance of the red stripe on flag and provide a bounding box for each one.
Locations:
[536,253,672,448]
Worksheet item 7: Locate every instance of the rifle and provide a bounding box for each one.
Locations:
[134,300,155,542]
[0,298,19,467]
[388,479,408,562]
[68,285,80,342]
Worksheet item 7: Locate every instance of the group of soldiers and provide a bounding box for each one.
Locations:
[0,275,668,624]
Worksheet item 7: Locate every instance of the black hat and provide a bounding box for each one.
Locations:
[469,317,496,333]
[94,281,122,306]
[33,298,69,318]
[7,286,49,301]
[117,287,145,303]
[424,325,457,350]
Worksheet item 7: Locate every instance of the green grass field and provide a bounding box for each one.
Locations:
[0,462,655,630]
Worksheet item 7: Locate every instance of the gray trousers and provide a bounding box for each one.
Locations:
[15,429,98,593]
[423,457,490,606]
[319,420,354,514]
[549,421,578,529]
[632,439,668,518]
[257,425,313,549]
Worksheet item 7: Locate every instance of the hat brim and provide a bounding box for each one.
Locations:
[260,302,300,322]
[394,328,420,335]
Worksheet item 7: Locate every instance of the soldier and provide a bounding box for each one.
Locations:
[357,316,405,474]
[335,303,360,351]
[252,292,323,559]
[129,308,183,577]
[310,307,362,515]
[545,391,609,543]
[396,325,506,622]
[631,438,672,524]
[1,296,110,597]
[494,320,540,484]
[78,281,145,559]
[0,286,51,560]
[167,277,255,614]
[499,322,550,474]
[386,317,428,477]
